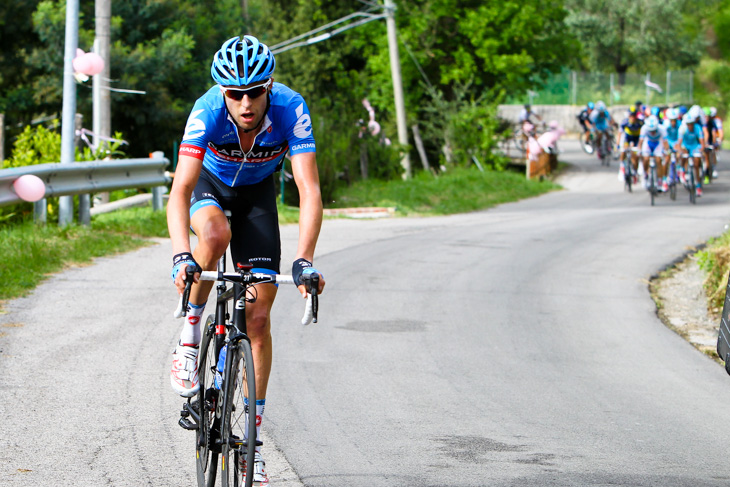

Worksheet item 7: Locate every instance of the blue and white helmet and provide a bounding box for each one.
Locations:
[211,35,275,86]
[646,115,659,131]
[596,100,606,111]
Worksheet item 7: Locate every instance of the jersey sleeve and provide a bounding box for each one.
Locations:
[179,98,215,161]
[285,95,317,156]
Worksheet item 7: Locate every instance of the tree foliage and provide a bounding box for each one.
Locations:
[565,0,704,80]
[3,0,578,179]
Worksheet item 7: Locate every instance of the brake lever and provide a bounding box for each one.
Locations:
[179,267,196,318]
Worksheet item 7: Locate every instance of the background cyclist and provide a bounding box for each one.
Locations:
[618,105,642,183]
[638,114,668,191]
[168,35,326,486]
[677,112,706,197]
[705,106,723,179]
[577,102,594,146]
[662,108,681,190]
[588,100,613,158]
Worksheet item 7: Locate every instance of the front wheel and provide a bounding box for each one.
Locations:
[221,339,257,487]
[689,164,696,205]
[650,165,657,206]
[196,316,220,487]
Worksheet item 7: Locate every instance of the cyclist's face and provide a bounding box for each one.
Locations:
[223,79,272,131]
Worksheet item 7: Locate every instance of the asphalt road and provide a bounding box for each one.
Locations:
[3,139,730,486]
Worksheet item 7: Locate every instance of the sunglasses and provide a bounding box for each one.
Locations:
[220,79,272,101]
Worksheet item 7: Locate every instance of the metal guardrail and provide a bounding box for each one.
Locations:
[0,157,170,208]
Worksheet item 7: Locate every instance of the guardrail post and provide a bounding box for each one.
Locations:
[151,151,165,211]
[76,113,92,225]
[34,199,47,224]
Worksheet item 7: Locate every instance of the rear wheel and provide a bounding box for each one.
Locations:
[650,164,657,206]
[196,316,220,487]
[221,338,257,487]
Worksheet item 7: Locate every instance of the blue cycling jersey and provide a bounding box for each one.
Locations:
[663,121,679,144]
[678,123,703,147]
[179,83,316,187]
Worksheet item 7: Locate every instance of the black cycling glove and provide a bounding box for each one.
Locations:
[171,252,201,282]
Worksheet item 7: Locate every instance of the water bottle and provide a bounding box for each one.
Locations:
[214,344,227,390]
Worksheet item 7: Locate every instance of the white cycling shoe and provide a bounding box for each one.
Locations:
[170,342,200,397]
[241,451,269,486]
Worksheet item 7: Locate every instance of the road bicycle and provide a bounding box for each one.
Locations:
[680,153,699,205]
[620,146,639,193]
[648,155,659,206]
[667,150,679,201]
[597,130,612,166]
[175,252,319,487]
[704,145,716,185]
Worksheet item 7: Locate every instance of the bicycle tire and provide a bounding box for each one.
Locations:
[196,316,219,487]
[689,164,696,204]
[624,159,632,193]
[650,165,656,206]
[221,339,257,487]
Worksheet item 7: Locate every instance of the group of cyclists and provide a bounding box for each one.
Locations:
[577,100,724,197]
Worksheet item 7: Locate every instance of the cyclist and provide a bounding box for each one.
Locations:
[588,100,614,158]
[618,105,642,183]
[687,104,710,181]
[577,102,594,145]
[638,115,668,191]
[676,112,706,197]
[168,35,326,485]
[519,103,541,125]
[662,108,681,192]
[705,106,723,179]
[635,100,646,121]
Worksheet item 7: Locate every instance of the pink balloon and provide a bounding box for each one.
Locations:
[76,48,85,58]
[73,53,105,76]
[13,175,46,202]
[86,53,105,75]
[73,54,92,74]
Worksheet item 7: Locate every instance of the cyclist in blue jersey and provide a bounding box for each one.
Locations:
[588,100,614,157]
[167,35,325,485]
[662,108,681,192]
[677,113,706,197]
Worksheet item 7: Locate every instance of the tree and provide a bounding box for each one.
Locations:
[565,0,704,83]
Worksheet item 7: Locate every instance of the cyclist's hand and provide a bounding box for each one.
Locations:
[172,252,201,294]
[292,258,325,297]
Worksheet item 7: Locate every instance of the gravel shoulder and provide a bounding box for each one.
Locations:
[651,251,722,361]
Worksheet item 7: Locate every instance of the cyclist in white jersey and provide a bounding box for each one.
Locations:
[167,35,326,486]
[639,115,668,190]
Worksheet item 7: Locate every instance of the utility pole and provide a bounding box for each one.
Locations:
[94,0,112,204]
[59,0,79,226]
[384,0,411,179]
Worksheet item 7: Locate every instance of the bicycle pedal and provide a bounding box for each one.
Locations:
[178,417,198,431]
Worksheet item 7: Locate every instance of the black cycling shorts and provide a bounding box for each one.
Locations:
[190,167,281,273]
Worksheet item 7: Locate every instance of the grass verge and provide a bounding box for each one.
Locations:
[1,167,559,304]
[697,230,730,315]
[330,166,560,215]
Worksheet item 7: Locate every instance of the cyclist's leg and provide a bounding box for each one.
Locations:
[189,172,234,306]
[228,175,281,400]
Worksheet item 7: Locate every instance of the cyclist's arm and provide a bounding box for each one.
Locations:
[167,153,204,292]
[291,151,325,295]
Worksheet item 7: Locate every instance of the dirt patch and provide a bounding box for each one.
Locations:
[651,254,721,360]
